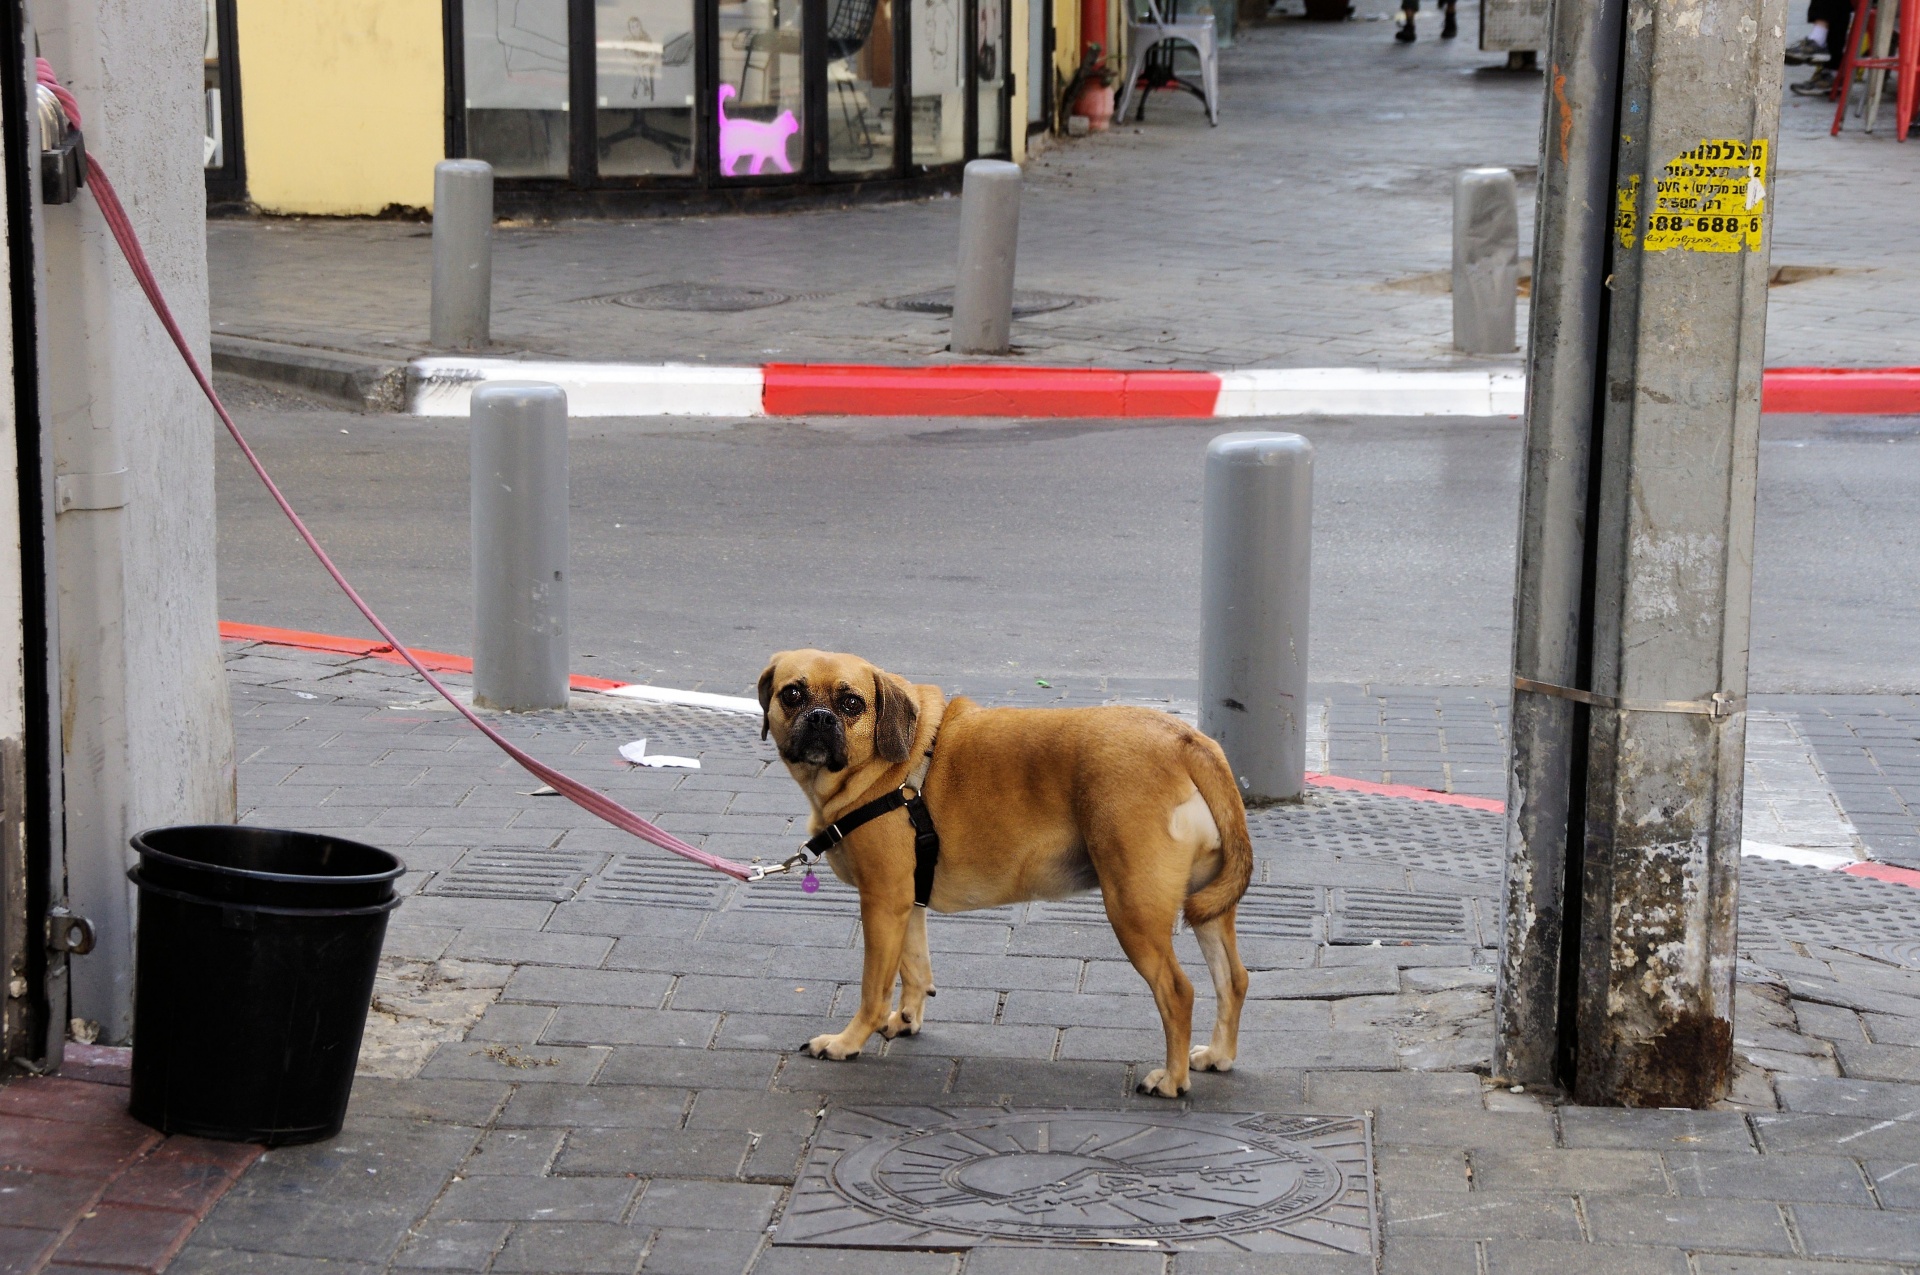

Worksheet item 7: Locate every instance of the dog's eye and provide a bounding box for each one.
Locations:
[779,685,805,709]
[837,694,865,717]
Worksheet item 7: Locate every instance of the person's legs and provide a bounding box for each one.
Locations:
[1440,0,1457,38]
[1396,0,1417,42]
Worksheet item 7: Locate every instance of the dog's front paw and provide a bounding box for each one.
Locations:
[1190,1045,1235,1073]
[881,1010,922,1039]
[803,1032,863,1061]
[1136,1067,1190,1098]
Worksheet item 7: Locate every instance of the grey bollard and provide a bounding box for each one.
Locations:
[1200,432,1313,804]
[950,159,1022,355]
[472,382,569,712]
[1452,167,1519,355]
[432,159,494,349]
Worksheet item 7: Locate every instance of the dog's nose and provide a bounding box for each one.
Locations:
[801,707,837,730]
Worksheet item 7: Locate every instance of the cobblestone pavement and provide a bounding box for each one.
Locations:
[144,644,1920,1274]
[205,2,1917,376]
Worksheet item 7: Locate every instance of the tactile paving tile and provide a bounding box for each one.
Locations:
[580,853,733,908]
[494,701,773,761]
[423,847,606,901]
[778,1106,1376,1254]
[1329,888,1474,945]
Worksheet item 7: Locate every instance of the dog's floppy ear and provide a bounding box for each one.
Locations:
[871,668,918,764]
[757,659,780,741]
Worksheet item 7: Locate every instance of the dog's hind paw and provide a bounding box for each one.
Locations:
[1190,1045,1235,1073]
[1136,1067,1190,1098]
[803,1033,862,1061]
[881,1011,922,1039]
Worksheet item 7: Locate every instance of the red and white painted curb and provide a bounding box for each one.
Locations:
[221,621,1920,890]
[408,358,1920,419]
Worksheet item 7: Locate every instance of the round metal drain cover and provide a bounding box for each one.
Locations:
[878,288,1089,317]
[607,283,792,312]
[779,1106,1376,1253]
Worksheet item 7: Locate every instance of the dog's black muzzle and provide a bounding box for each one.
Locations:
[787,707,848,770]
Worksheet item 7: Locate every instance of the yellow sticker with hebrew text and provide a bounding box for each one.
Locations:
[1617,138,1768,253]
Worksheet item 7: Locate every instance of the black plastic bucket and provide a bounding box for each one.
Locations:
[127,826,404,1146]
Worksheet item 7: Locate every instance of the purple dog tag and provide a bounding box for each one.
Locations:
[802,869,820,894]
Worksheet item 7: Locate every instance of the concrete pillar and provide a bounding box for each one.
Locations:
[471,383,569,712]
[431,160,493,350]
[37,0,236,1045]
[1199,432,1313,805]
[1497,0,1784,1106]
[951,160,1022,355]
[1453,168,1519,355]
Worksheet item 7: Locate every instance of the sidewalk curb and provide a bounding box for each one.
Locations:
[211,335,408,412]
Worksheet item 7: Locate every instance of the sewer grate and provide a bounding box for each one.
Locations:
[424,847,604,901]
[1237,884,1324,941]
[582,853,734,908]
[876,288,1094,318]
[1330,888,1474,945]
[593,282,793,312]
[778,1106,1376,1253]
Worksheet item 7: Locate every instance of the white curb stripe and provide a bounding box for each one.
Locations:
[1214,368,1526,417]
[601,683,762,715]
[411,358,765,418]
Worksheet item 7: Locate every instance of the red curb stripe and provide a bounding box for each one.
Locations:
[762,364,1222,417]
[1305,771,1507,812]
[217,621,627,693]
[1763,368,1920,414]
[1840,861,1920,888]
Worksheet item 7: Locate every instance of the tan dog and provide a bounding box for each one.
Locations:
[758,648,1253,1097]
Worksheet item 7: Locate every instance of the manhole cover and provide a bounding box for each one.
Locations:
[599,283,792,312]
[877,288,1091,317]
[779,1107,1376,1254]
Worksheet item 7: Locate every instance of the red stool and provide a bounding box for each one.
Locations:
[1832,0,1920,139]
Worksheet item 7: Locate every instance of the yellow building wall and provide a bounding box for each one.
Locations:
[236,0,445,215]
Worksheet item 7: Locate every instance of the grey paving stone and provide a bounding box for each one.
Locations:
[751,1250,958,1275]
[1832,1041,1920,1083]
[1752,1112,1920,1158]
[946,1057,1129,1102]
[1866,1157,1920,1208]
[1318,946,1482,968]
[459,1128,565,1176]
[919,953,1084,991]
[1247,965,1401,999]
[700,915,860,948]
[491,1221,652,1273]
[961,1251,1166,1275]
[685,1090,822,1135]
[1790,1202,1920,1262]
[431,1175,643,1223]
[1556,1107,1756,1152]
[1583,1197,1795,1254]
[1377,1237,1481,1275]
[892,1023,1058,1059]
[638,1226,765,1275]
[1862,1013,1920,1046]
[715,1013,841,1053]
[1173,1256,1372,1275]
[167,1252,386,1275]
[545,1006,722,1047]
[346,1077,510,1125]
[397,897,557,930]
[603,936,780,974]
[1467,1146,1667,1194]
[502,966,676,1007]
[1776,1075,1920,1118]
[672,975,838,1016]
[1482,1241,1686,1275]
[466,1002,558,1043]
[1382,1189,1581,1240]
[778,1054,956,1098]
[1370,1107,1557,1152]
[445,927,616,966]
[498,1084,688,1129]
[1305,1070,1483,1111]
[421,1040,612,1084]
[1375,1145,1470,1194]
[597,1047,782,1090]
[1183,1068,1309,1111]
[1689,1258,1905,1275]
[1665,1150,1874,1204]
[557,1127,754,1178]
[630,1181,783,1232]
[830,985,1000,1025]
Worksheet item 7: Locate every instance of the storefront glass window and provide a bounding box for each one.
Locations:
[464,0,571,178]
[597,0,697,174]
[203,0,222,168]
[910,0,964,165]
[975,0,1005,154]
[716,0,806,177]
[826,0,895,174]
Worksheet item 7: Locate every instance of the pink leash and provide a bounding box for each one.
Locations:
[41,61,755,881]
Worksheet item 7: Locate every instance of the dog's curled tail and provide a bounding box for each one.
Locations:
[1182,732,1254,927]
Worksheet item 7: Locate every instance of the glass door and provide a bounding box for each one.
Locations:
[596,0,698,173]
[716,0,806,176]
[203,0,246,202]
[973,0,1007,155]
[461,0,572,177]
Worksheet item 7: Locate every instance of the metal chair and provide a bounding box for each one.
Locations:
[1114,0,1219,126]
[1830,0,1920,138]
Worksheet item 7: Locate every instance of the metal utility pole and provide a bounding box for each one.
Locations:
[1496,0,1783,1107]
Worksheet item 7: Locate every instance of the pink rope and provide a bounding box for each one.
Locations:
[43,62,752,880]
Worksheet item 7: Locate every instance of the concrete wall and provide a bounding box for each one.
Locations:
[36,0,236,1042]
[237,0,444,215]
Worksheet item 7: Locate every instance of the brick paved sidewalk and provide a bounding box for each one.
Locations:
[49,643,1884,1274]
[206,2,1920,383]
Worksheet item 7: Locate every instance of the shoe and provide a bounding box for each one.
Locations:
[1395,15,1416,41]
[1441,9,1457,37]
[1784,35,1826,64]
[1790,66,1836,95]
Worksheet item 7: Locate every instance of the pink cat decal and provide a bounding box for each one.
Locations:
[718,84,799,175]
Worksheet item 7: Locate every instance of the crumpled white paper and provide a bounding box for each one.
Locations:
[618,738,700,769]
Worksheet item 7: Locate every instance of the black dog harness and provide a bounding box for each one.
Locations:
[751,713,943,905]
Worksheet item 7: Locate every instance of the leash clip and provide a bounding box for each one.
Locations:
[745,844,822,883]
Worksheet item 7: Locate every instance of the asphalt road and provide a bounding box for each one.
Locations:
[212,379,1919,696]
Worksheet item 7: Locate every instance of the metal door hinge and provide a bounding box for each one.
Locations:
[47,907,96,955]
[55,469,128,513]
